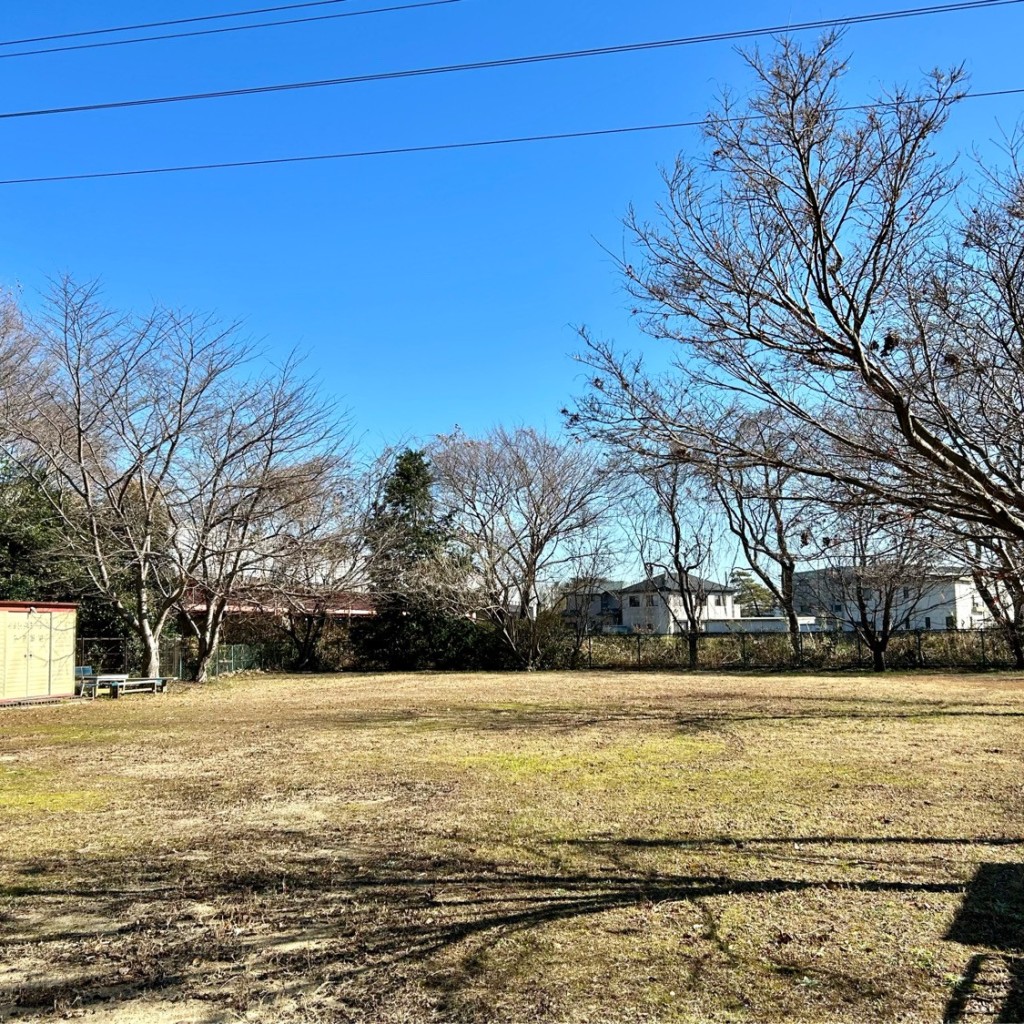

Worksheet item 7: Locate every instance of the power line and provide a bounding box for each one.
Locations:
[2,86,1021,187]
[0,0,1019,123]
[0,1,461,62]
[0,0,354,47]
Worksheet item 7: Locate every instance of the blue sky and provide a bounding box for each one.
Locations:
[1,0,1022,452]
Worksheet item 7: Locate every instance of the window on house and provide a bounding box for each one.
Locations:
[713,595,723,606]
[628,596,640,608]
[946,615,956,629]
[833,603,843,614]
[903,587,910,599]
[925,616,932,629]
[644,595,655,607]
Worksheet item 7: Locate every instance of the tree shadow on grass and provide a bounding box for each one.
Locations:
[943,863,1024,1023]
[301,695,1024,739]
[560,834,1024,851]
[0,830,983,1022]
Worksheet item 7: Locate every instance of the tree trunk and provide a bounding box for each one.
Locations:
[191,612,224,683]
[139,620,161,678]
[288,613,324,672]
[192,631,217,683]
[1003,624,1024,670]
[870,643,887,672]
[781,566,802,665]
[687,629,699,670]
[188,593,231,682]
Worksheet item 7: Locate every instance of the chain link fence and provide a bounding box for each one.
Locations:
[75,636,130,674]
[76,637,290,680]
[158,639,292,680]
[80,627,1024,677]
[580,627,1022,671]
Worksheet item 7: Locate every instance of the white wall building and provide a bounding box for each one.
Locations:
[793,568,993,631]
[619,573,740,634]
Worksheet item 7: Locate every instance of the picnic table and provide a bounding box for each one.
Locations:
[75,666,170,699]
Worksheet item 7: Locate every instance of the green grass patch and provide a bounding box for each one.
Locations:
[0,765,107,813]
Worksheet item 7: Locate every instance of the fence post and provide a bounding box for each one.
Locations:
[636,634,642,668]
[916,630,924,668]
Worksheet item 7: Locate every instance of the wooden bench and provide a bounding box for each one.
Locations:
[109,677,170,698]
[78,672,127,699]
[75,667,169,699]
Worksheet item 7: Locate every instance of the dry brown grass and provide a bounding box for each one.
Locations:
[1,670,1022,1023]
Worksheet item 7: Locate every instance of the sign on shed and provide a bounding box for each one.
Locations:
[0,602,77,703]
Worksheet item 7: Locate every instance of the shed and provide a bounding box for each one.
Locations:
[0,602,78,704]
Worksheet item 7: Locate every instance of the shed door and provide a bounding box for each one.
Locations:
[3,612,53,699]
[26,612,53,697]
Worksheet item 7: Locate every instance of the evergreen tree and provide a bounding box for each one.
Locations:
[0,464,125,635]
[367,449,447,597]
[356,450,482,669]
[730,568,775,617]
[0,465,61,602]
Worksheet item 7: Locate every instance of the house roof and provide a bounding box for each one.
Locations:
[620,572,735,595]
[793,566,972,583]
[573,579,628,595]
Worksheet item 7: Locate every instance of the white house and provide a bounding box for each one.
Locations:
[793,568,993,631]
[559,579,627,631]
[619,573,740,634]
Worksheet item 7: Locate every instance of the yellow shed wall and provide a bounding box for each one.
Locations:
[25,612,52,698]
[0,607,78,701]
[0,611,8,701]
[49,609,77,698]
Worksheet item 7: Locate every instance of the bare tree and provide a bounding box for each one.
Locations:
[575,34,1024,549]
[570,384,810,661]
[432,426,618,670]
[693,414,816,662]
[795,495,942,672]
[3,279,343,680]
[253,467,376,671]
[550,547,619,665]
[625,463,719,669]
[0,290,36,407]
[965,537,1024,669]
[173,360,343,682]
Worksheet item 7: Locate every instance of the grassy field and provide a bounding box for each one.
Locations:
[1,671,1022,1024]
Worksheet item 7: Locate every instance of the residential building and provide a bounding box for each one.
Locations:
[619,572,739,634]
[793,567,993,631]
[559,579,627,632]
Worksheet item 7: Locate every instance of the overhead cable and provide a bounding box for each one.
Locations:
[0,0,356,46]
[0,0,1019,122]
[0,1,461,62]
[2,86,1021,187]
